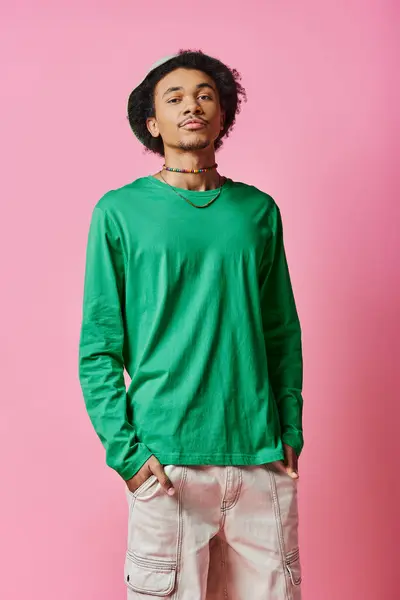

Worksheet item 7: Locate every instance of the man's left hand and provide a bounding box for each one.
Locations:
[281,443,299,479]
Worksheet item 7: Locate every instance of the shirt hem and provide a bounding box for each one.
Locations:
[152,449,285,467]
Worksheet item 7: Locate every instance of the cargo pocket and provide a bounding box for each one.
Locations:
[124,550,176,597]
[125,465,186,596]
[285,547,302,586]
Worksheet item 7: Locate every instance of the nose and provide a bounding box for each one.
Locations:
[183,98,203,115]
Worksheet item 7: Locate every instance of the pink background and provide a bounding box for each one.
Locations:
[1,1,398,598]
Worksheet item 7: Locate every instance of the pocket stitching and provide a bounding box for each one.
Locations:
[125,465,188,593]
[285,549,302,586]
[125,551,176,595]
[129,474,157,498]
[127,549,177,569]
[267,468,302,598]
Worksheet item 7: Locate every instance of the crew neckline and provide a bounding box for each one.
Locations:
[145,175,233,198]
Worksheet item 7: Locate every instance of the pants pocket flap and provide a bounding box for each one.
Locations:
[124,551,177,596]
[285,547,302,586]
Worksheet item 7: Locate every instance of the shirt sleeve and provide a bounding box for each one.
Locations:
[259,203,304,457]
[78,205,152,480]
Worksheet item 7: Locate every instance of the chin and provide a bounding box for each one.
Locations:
[178,136,212,151]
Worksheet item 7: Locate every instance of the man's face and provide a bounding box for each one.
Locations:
[147,68,225,153]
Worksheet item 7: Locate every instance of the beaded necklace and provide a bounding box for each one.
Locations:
[162,163,218,174]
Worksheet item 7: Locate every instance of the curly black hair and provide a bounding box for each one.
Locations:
[127,49,247,157]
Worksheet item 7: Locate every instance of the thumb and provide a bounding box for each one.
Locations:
[286,467,299,479]
[151,462,175,496]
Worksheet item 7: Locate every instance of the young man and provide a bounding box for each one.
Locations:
[79,50,304,599]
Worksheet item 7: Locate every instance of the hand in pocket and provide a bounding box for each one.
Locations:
[125,455,176,495]
[279,443,299,479]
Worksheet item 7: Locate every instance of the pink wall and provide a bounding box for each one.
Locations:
[1,1,398,598]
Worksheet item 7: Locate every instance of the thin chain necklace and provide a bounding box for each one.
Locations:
[159,171,224,209]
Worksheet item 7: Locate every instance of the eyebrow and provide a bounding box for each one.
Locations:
[162,82,216,98]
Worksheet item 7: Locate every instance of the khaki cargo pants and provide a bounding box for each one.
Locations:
[124,462,302,599]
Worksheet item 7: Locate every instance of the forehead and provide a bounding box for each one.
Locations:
[154,68,216,96]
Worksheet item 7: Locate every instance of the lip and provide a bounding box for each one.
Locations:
[182,122,207,130]
[180,118,207,128]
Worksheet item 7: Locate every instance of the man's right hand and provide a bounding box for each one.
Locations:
[125,455,175,496]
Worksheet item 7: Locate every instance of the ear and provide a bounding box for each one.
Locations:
[146,117,160,138]
[220,110,226,131]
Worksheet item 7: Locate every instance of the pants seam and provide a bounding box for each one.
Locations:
[129,491,136,514]
[267,467,292,600]
[220,536,229,600]
[221,466,231,511]
[223,467,242,511]
[218,509,226,533]
[172,465,188,600]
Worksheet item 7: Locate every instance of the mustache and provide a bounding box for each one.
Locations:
[179,117,208,127]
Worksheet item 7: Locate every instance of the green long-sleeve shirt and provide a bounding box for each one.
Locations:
[78,176,304,481]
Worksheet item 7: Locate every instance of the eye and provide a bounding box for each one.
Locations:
[199,94,212,101]
[167,97,181,104]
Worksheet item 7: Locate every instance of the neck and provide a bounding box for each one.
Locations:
[160,148,221,191]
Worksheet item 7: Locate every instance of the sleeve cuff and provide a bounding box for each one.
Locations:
[281,431,304,458]
[111,443,154,481]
